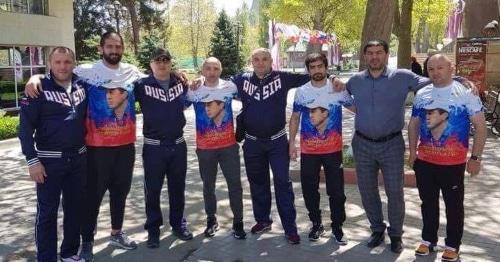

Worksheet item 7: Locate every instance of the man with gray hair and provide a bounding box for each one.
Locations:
[186,57,246,240]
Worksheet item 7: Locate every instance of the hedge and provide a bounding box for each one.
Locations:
[0,116,19,140]
[0,81,26,94]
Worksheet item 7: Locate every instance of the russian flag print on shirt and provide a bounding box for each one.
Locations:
[186,80,238,150]
[293,82,353,154]
[412,81,483,165]
[75,61,143,147]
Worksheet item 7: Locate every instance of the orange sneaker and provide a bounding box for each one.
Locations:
[441,248,459,261]
[415,243,430,256]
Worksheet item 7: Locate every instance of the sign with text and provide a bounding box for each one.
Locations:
[456,39,487,94]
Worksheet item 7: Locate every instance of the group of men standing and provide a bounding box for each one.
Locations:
[19,31,486,262]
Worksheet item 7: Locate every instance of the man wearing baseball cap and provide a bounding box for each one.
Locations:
[134,47,193,248]
[408,54,486,261]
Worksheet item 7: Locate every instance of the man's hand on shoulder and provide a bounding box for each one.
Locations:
[25,74,45,98]
[330,76,346,92]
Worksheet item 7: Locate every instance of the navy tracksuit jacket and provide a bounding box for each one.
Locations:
[18,73,88,261]
[134,74,189,230]
[232,71,309,235]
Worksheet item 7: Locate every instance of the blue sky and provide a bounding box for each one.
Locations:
[213,0,253,16]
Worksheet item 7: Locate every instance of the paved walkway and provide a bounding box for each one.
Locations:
[1,90,500,261]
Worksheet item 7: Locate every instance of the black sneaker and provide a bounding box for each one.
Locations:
[250,222,272,234]
[308,224,325,241]
[232,221,247,239]
[79,241,94,262]
[109,231,138,250]
[367,231,385,247]
[173,220,193,241]
[147,228,160,248]
[204,217,219,237]
[286,233,301,244]
[333,227,348,245]
[390,236,403,253]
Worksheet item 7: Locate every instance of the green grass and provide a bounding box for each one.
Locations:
[0,116,19,140]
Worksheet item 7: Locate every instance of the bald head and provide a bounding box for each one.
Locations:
[202,57,222,69]
[202,57,222,86]
[427,54,454,87]
[251,48,273,78]
[428,54,452,67]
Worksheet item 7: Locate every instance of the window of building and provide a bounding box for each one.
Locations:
[0,45,47,108]
[0,0,47,15]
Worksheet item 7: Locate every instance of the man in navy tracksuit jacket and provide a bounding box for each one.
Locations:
[231,48,310,244]
[133,48,193,248]
[18,47,88,262]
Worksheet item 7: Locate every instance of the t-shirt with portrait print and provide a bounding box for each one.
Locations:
[293,81,353,154]
[412,81,483,165]
[186,80,238,150]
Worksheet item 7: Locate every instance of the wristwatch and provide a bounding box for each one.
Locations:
[470,155,482,161]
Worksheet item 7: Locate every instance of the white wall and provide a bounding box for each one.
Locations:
[0,0,74,50]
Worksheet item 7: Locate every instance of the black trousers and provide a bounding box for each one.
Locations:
[143,142,187,231]
[81,144,135,242]
[300,151,346,228]
[414,159,465,250]
[36,154,86,261]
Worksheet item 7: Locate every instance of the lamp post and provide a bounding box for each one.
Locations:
[107,0,128,35]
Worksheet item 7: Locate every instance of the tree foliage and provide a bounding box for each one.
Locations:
[267,0,366,52]
[73,0,113,61]
[412,0,450,53]
[169,0,217,69]
[234,2,259,66]
[209,11,244,78]
[119,0,166,55]
[137,33,162,72]
[258,0,271,48]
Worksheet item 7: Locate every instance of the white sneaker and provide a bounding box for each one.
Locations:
[61,255,85,262]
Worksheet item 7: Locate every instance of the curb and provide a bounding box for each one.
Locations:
[0,137,19,150]
[290,168,416,188]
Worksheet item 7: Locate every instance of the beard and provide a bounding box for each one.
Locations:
[103,52,122,65]
[312,73,326,81]
[367,59,385,71]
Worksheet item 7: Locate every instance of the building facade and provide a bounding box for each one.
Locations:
[0,0,74,108]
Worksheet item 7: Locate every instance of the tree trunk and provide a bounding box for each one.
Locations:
[189,0,195,68]
[392,0,400,37]
[194,0,200,68]
[121,0,139,55]
[415,17,424,53]
[462,0,499,37]
[397,0,412,69]
[422,23,430,53]
[359,0,397,70]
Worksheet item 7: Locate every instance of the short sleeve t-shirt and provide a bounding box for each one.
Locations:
[293,81,353,154]
[186,80,238,150]
[412,81,483,165]
[74,61,145,146]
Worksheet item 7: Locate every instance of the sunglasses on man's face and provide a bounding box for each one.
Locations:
[152,57,171,63]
